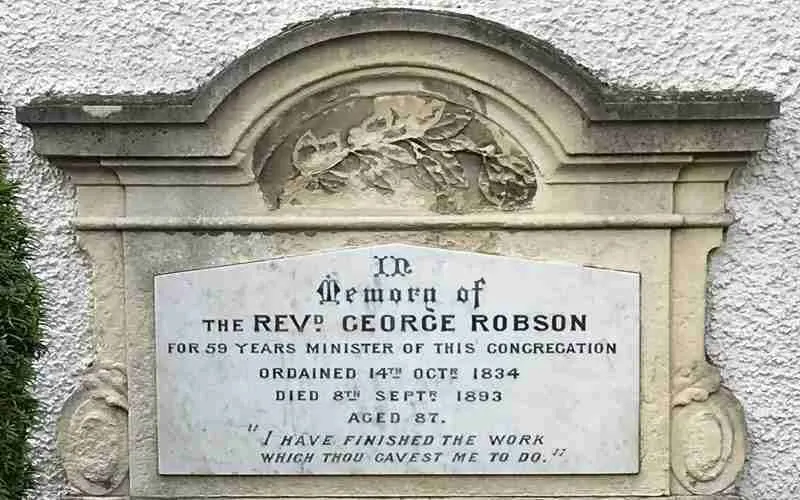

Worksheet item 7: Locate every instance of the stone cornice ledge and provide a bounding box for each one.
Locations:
[72,213,734,231]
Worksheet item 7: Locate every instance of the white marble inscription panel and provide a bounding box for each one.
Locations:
[155,244,639,475]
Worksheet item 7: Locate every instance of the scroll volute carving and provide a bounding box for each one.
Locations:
[57,364,129,496]
[671,361,747,495]
[258,93,539,214]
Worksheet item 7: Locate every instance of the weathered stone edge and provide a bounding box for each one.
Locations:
[63,496,741,500]
[16,8,778,125]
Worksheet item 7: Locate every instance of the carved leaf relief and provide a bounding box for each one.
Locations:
[280,95,538,212]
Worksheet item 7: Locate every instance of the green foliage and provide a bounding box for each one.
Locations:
[0,146,45,500]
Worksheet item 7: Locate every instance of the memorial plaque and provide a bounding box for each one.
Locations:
[155,244,639,475]
[18,7,779,497]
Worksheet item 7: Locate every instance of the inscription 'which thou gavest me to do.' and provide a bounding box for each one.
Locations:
[155,244,640,475]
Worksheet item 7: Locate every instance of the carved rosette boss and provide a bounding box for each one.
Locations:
[57,364,129,495]
[671,362,747,494]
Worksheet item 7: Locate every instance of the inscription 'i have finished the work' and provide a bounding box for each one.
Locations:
[156,245,637,474]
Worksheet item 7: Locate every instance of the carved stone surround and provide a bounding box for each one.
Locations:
[17,8,777,500]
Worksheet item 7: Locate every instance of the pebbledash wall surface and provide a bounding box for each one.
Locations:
[0,1,798,499]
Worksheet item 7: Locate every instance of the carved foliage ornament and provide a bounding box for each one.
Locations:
[671,361,746,495]
[281,95,538,212]
[57,364,129,495]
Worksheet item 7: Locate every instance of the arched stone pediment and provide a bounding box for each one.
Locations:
[17,9,778,218]
[19,11,775,157]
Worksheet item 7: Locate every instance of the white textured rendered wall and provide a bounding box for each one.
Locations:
[0,1,798,499]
